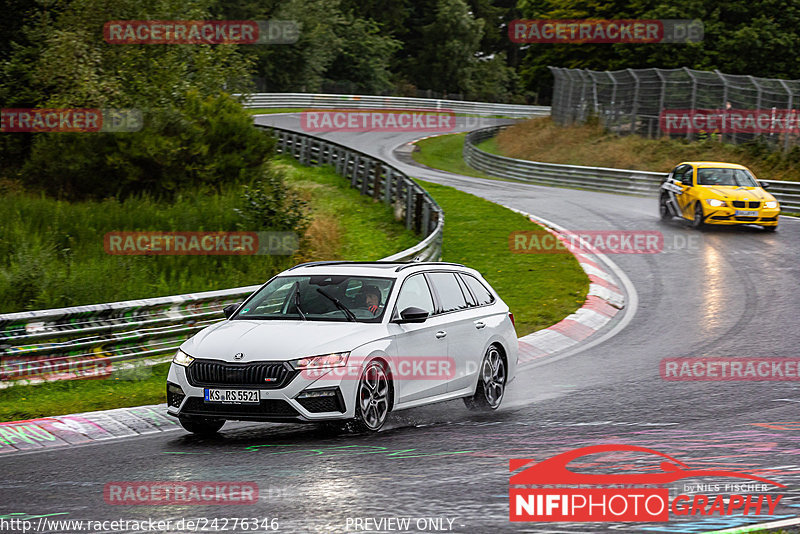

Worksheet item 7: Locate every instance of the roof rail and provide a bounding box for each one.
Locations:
[288,261,405,271]
[395,262,465,272]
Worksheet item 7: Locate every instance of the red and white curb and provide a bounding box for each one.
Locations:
[514,210,628,365]
[0,404,178,454]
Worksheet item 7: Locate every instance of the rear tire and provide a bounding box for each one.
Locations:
[178,416,225,435]
[692,202,706,230]
[464,345,506,411]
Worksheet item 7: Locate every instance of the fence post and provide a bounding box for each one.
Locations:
[684,67,697,141]
[405,185,414,230]
[628,69,640,134]
[779,79,794,152]
[655,69,667,138]
[608,71,618,132]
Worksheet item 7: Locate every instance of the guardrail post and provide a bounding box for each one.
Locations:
[405,185,414,230]
[384,168,394,204]
[414,192,423,234]
[351,154,360,187]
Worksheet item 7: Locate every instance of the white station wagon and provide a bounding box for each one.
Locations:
[166,261,518,434]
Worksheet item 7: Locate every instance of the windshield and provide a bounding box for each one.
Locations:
[696,168,759,187]
[234,274,395,322]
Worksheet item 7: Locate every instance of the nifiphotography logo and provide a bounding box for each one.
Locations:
[509,444,785,522]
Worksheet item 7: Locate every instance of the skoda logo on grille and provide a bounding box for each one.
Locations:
[233,352,245,361]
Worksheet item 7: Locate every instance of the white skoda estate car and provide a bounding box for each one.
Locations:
[166,261,518,434]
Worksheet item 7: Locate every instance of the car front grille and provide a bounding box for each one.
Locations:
[180,397,300,418]
[186,359,295,389]
[732,201,761,209]
[735,216,759,221]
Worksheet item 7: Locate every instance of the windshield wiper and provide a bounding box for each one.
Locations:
[316,288,356,322]
[293,282,307,321]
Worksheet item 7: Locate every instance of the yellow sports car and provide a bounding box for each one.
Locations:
[659,162,780,231]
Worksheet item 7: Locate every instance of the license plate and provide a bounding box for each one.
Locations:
[204,388,260,404]
[735,210,759,217]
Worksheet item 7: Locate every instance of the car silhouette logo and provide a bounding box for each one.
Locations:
[510,444,785,487]
[233,352,244,361]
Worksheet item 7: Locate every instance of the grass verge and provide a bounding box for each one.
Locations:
[417,178,588,337]
[493,117,800,181]
[411,133,492,179]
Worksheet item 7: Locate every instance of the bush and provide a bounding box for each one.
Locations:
[22,91,274,200]
[235,164,308,233]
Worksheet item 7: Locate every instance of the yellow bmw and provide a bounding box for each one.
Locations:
[659,162,780,231]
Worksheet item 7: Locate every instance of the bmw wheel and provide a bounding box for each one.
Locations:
[178,416,225,435]
[351,359,391,432]
[464,345,506,411]
[692,202,706,230]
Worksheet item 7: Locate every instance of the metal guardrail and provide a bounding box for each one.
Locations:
[0,125,443,386]
[239,92,550,119]
[463,126,800,212]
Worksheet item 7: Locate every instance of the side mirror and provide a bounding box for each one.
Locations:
[760,181,771,190]
[395,306,429,324]
[223,303,241,319]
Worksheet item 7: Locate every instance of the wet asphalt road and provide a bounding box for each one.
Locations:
[2,115,800,534]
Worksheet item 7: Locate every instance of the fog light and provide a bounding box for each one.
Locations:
[167,382,185,408]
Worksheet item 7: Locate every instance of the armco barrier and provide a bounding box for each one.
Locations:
[0,125,443,386]
[239,92,550,119]
[463,126,800,211]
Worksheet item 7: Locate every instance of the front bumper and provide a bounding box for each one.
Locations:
[166,361,360,423]
[701,206,780,226]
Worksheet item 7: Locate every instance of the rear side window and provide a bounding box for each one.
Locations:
[461,274,494,305]
[427,272,468,313]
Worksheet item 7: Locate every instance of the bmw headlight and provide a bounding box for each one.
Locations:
[764,201,778,209]
[291,352,350,369]
[172,349,195,366]
[705,199,726,207]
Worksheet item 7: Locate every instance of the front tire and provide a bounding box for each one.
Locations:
[178,416,225,435]
[659,193,672,220]
[764,225,778,232]
[692,202,706,230]
[351,359,392,432]
[464,345,506,411]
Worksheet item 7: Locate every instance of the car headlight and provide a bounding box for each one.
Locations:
[764,201,778,209]
[291,352,350,370]
[172,349,195,366]
[705,199,726,207]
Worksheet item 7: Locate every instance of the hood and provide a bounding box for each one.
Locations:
[702,186,775,202]
[180,319,391,362]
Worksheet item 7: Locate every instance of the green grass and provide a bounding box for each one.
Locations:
[0,363,170,422]
[411,133,492,179]
[417,179,588,336]
[0,157,416,314]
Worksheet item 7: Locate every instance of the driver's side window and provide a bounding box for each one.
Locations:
[676,166,693,185]
[393,274,434,318]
